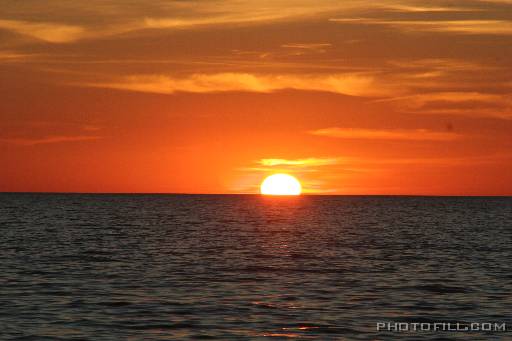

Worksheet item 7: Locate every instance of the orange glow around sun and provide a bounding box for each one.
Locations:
[260,174,302,195]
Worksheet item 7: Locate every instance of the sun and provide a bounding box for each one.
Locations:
[260,174,302,195]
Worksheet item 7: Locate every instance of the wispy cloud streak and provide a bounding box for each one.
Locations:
[260,158,339,167]
[0,19,85,43]
[330,18,512,35]
[309,128,462,141]
[2,135,104,146]
[85,72,387,96]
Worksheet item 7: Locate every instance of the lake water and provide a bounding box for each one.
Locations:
[1,194,511,340]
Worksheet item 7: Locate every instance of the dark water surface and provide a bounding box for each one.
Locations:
[1,194,511,340]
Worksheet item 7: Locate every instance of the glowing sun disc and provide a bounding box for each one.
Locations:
[260,174,302,195]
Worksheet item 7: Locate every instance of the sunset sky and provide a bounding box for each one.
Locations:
[1,0,511,195]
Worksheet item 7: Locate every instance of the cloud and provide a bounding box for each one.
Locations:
[477,0,512,3]
[309,128,462,141]
[377,4,479,12]
[357,153,512,166]
[330,18,512,35]
[238,157,340,174]
[1,135,104,146]
[85,72,388,97]
[140,1,356,30]
[0,51,37,62]
[379,92,512,119]
[0,0,507,46]
[281,43,332,49]
[281,43,332,54]
[260,158,340,167]
[0,1,362,44]
[249,153,511,174]
[380,92,505,106]
[0,19,85,43]
[387,58,493,72]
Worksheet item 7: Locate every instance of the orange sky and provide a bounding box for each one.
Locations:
[1,0,512,195]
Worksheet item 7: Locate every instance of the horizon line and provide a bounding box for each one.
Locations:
[1,191,511,198]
